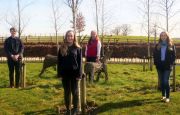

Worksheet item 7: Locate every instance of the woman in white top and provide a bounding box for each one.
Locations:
[85,30,101,62]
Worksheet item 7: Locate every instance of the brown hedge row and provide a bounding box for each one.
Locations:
[0,42,180,58]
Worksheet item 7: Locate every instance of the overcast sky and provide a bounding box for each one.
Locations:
[0,0,180,37]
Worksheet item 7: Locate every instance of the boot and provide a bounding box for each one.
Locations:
[72,108,78,115]
[65,109,71,115]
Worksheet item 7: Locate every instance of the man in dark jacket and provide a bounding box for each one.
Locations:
[4,27,24,88]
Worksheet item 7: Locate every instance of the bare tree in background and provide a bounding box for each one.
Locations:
[138,0,154,71]
[121,24,132,36]
[64,0,82,35]
[94,0,99,35]
[51,0,64,53]
[111,26,121,35]
[99,0,113,56]
[158,0,178,32]
[76,12,85,39]
[5,0,33,39]
[151,23,158,44]
[93,0,113,36]
[150,18,164,44]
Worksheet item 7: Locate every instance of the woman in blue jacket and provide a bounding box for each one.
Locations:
[153,31,176,103]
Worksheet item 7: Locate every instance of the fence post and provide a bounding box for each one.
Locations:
[2,37,3,42]
[150,55,153,71]
[38,36,40,42]
[172,64,176,92]
[23,63,26,88]
[51,36,53,42]
[25,36,28,43]
[81,74,86,114]
[21,62,26,88]
[143,56,146,71]
[77,79,81,112]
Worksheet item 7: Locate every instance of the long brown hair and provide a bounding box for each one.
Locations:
[157,31,173,50]
[88,30,99,45]
[60,30,80,56]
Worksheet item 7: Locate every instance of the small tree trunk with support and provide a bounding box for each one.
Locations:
[172,64,176,92]
[150,55,153,71]
[81,74,86,114]
[77,80,81,112]
[143,56,146,71]
[22,63,26,88]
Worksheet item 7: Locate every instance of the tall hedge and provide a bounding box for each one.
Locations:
[0,42,180,58]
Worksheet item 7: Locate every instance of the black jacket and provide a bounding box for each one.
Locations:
[57,45,82,79]
[153,44,176,70]
[4,36,24,59]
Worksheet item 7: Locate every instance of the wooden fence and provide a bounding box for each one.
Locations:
[1,57,180,64]
[1,35,180,43]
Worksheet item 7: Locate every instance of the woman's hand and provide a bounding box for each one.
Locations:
[11,55,18,61]
[76,77,81,80]
[59,77,63,80]
[96,57,100,63]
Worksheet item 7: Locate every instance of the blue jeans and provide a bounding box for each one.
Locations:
[157,70,171,98]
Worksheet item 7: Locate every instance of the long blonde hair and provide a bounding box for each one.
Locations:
[157,31,173,50]
[60,30,80,56]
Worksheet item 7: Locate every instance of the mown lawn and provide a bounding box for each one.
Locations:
[0,63,180,115]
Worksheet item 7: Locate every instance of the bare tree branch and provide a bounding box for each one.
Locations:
[158,0,178,32]
[64,0,83,34]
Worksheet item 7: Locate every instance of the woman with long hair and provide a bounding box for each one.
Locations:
[57,30,82,114]
[153,31,176,103]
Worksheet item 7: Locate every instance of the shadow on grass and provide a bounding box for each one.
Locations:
[39,74,57,80]
[0,85,8,88]
[24,108,56,115]
[92,98,160,114]
[20,83,63,91]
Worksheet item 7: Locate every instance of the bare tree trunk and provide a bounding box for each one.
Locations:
[159,0,177,32]
[165,0,169,32]
[95,0,99,35]
[65,0,82,36]
[51,0,62,54]
[55,31,59,54]
[101,0,104,56]
[154,25,157,44]
[72,0,77,35]
[17,0,21,39]
[147,0,152,71]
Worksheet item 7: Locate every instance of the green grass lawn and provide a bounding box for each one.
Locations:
[0,63,180,115]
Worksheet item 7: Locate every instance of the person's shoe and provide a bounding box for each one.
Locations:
[161,97,166,101]
[9,85,14,88]
[165,98,170,103]
[15,85,20,88]
[65,109,71,115]
[72,108,78,115]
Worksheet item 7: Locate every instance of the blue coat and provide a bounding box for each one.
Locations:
[153,44,176,70]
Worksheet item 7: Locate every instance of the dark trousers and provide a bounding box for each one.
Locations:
[62,77,79,110]
[157,69,171,98]
[86,57,97,62]
[7,59,21,87]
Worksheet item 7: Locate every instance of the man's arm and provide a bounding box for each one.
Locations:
[4,38,12,59]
